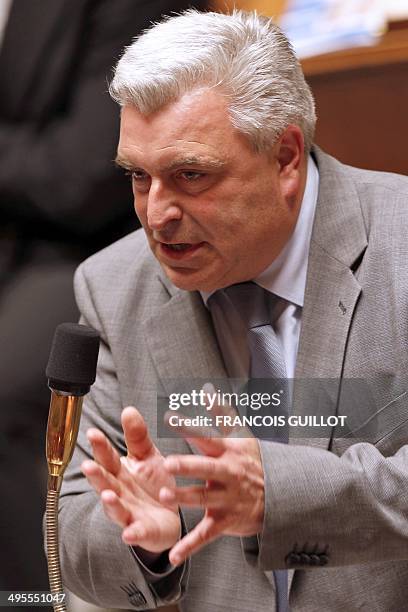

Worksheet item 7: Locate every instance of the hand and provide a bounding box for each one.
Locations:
[81,406,181,554]
[159,434,264,566]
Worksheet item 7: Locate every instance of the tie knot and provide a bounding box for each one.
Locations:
[221,282,270,330]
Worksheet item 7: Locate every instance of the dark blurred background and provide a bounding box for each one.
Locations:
[0,1,205,609]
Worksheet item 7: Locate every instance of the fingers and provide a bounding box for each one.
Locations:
[87,428,121,476]
[81,461,135,529]
[122,406,158,460]
[202,382,241,437]
[159,484,225,508]
[209,401,252,439]
[122,521,148,545]
[169,515,226,566]
[186,435,226,457]
[81,459,121,496]
[164,455,236,482]
[164,409,227,457]
[122,511,181,553]
[100,489,132,528]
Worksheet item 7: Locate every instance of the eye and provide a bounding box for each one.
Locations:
[130,170,150,182]
[178,171,205,182]
[126,170,151,192]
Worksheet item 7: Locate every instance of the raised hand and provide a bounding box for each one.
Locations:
[81,406,181,553]
[160,434,264,566]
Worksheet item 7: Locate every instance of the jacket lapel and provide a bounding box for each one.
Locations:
[285,149,368,594]
[143,278,227,399]
[143,280,228,452]
[293,148,367,451]
[0,0,67,116]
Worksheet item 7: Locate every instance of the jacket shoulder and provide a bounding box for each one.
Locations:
[74,229,168,326]
[314,147,408,233]
[77,229,156,279]
[314,147,408,197]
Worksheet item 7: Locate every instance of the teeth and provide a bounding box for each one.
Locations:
[168,243,191,251]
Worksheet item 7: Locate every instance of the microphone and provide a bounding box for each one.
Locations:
[45,323,100,612]
[45,322,100,492]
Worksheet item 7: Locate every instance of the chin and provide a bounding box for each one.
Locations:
[162,266,220,293]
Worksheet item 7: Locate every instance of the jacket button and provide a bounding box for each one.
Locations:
[285,552,300,566]
[130,592,146,606]
[300,553,311,565]
[310,554,321,566]
[120,582,147,608]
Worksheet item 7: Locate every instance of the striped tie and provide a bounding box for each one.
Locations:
[224,282,287,379]
[217,281,289,612]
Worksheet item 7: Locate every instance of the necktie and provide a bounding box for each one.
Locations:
[213,281,289,612]
[223,281,287,379]
[223,282,289,442]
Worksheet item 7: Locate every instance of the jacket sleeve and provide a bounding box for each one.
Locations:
[57,264,188,609]
[243,426,408,572]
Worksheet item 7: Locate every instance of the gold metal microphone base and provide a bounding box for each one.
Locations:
[46,389,83,488]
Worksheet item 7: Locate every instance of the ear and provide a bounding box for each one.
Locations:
[275,125,305,203]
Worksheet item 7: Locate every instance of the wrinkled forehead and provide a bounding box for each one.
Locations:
[116,90,252,169]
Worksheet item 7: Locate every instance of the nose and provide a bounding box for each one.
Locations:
[146,179,182,231]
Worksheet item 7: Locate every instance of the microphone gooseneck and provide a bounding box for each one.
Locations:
[45,323,100,612]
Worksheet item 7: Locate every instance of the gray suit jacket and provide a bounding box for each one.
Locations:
[59,148,408,611]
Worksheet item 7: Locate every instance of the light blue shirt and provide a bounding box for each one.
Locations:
[201,154,319,379]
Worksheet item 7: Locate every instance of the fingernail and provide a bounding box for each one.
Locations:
[171,554,181,566]
[123,528,136,541]
[81,460,93,472]
[202,382,215,399]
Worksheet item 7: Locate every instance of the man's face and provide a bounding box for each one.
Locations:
[117,89,305,292]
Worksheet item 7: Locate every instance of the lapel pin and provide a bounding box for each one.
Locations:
[338,301,347,315]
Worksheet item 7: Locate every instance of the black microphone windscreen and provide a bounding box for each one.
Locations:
[46,323,100,394]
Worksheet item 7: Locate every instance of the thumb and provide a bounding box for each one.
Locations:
[121,406,160,460]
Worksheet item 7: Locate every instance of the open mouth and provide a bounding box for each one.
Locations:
[165,243,193,251]
[160,242,205,257]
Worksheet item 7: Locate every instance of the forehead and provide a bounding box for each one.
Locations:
[117,89,251,167]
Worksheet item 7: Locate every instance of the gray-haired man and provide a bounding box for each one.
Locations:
[58,10,408,612]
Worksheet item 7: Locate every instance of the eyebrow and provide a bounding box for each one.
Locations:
[114,154,226,172]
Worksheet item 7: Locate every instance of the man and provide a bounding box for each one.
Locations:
[58,10,408,612]
[0,0,205,597]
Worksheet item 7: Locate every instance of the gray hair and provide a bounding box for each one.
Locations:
[109,10,316,152]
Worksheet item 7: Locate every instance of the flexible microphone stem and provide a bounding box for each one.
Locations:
[46,490,67,612]
[44,323,100,612]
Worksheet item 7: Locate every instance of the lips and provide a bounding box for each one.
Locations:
[159,241,205,259]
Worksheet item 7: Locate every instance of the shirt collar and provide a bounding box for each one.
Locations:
[201,154,319,307]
